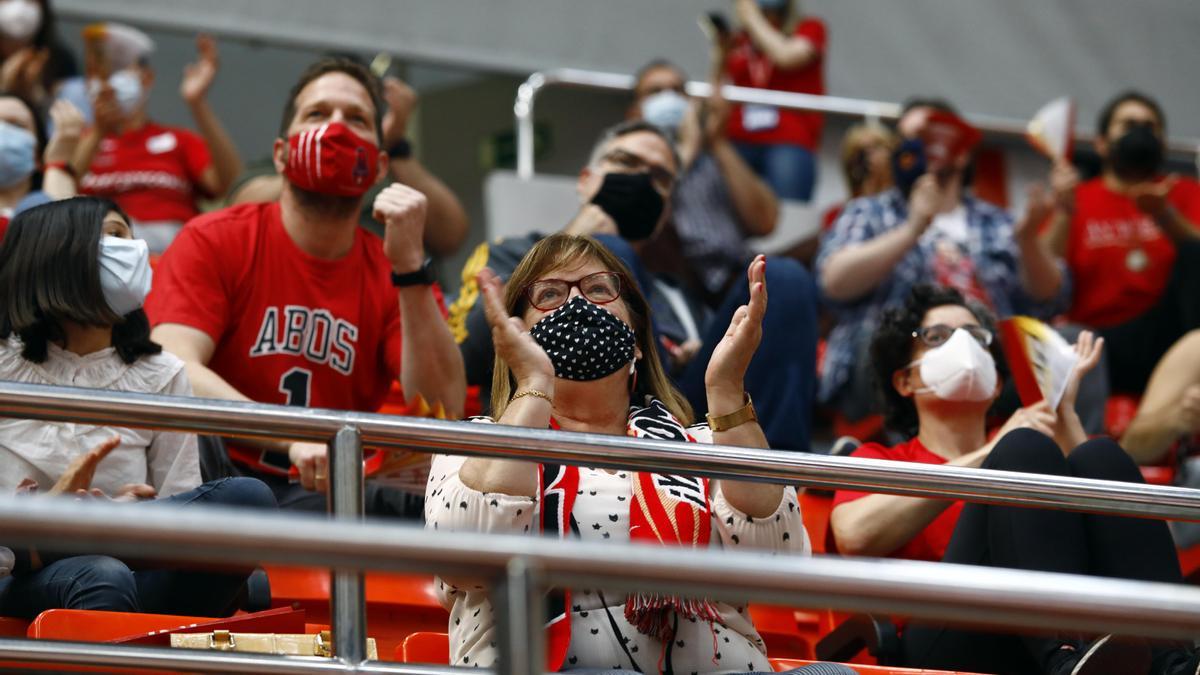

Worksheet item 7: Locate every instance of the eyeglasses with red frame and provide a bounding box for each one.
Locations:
[524,271,624,311]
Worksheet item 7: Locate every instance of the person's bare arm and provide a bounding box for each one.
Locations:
[181,35,242,198]
[374,184,466,418]
[457,267,551,497]
[1014,183,1064,302]
[1130,178,1200,243]
[734,0,819,70]
[821,177,940,302]
[151,323,250,402]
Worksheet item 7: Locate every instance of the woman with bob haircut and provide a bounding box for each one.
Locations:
[426,233,847,675]
[0,196,274,618]
[830,284,1198,675]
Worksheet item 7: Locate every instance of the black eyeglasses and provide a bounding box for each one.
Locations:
[524,271,624,311]
[600,149,677,194]
[912,324,993,348]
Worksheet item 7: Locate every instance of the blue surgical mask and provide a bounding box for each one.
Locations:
[640,90,689,134]
[98,236,152,317]
[108,70,145,115]
[0,120,35,189]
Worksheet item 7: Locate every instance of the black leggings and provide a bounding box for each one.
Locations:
[900,429,1182,674]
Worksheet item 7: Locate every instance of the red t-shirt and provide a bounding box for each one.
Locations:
[832,438,963,563]
[80,121,212,224]
[725,17,826,149]
[1066,176,1200,328]
[145,202,406,473]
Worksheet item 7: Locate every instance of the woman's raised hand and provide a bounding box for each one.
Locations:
[1060,330,1104,416]
[705,255,766,406]
[478,268,555,393]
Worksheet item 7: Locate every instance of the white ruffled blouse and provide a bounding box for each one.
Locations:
[425,422,809,674]
[0,336,200,498]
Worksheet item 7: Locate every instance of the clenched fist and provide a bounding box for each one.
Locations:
[373,182,428,273]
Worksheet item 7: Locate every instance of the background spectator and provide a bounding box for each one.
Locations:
[0,0,77,111]
[75,28,242,253]
[720,0,827,202]
[1039,91,1200,397]
[0,92,82,236]
[147,57,465,517]
[817,99,1066,426]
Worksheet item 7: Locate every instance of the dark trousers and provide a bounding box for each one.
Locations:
[680,256,819,452]
[0,477,277,618]
[901,429,1181,674]
[1101,239,1200,394]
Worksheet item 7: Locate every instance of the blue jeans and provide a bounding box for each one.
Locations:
[734,142,817,203]
[0,477,276,618]
[681,257,819,452]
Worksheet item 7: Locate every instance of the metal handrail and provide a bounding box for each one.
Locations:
[2,381,1199,522]
[513,67,1200,179]
[5,496,1200,674]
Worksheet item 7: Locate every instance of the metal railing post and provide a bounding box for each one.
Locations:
[328,425,367,665]
[494,557,543,675]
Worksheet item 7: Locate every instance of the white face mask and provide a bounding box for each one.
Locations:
[910,328,998,402]
[109,69,145,115]
[0,0,42,42]
[98,236,152,317]
[640,90,689,134]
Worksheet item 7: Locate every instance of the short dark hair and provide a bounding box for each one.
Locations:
[278,57,385,143]
[869,284,1005,438]
[587,119,682,174]
[1096,90,1166,138]
[633,59,687,97]
[899,96,959,120]
[0,197,161,365]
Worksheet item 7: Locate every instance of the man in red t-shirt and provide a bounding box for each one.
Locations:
[1040,91,1200,394]
[146,57,466,516]
[77,26,243,253]
[721,0,826,202]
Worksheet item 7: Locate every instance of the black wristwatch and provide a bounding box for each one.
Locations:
[391,258,435,287]
[387,138,413,160]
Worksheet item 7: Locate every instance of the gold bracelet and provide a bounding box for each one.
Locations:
[706,393,757,432]
[511,389,553,405]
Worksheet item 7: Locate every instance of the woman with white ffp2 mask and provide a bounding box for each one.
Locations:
[826,284,1200,675]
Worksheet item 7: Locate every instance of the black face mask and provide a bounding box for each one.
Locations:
[529,296,636,382]
[1111,123,1164,182]
[891,138,927,199]
[590,172,664,242]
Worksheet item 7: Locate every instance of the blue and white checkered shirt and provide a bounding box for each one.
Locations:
[815,188,1071,405]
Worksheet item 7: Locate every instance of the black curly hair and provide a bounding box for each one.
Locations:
[869,284,1006,438]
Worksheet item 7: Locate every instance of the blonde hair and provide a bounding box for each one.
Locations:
[839,123,899,197]
[489,234,693,424]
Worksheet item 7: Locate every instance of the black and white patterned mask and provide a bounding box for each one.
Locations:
[529,296,636,381]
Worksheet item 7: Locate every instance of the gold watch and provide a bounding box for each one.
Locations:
[706,393,757,432]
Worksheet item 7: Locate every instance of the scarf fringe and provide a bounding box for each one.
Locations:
[624,593,723,642]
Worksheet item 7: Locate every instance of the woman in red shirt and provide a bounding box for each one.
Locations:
[830,284,1194,675]
[721,0,826,202]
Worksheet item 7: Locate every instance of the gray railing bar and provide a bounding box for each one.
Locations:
[2,381,1200,522]
[513,68,1200,178]
[4,497,1200,641]
[0,636,468,674]
[330,425,368,666]
[495,558,543,675]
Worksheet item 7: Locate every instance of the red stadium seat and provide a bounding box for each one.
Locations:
[398,630,450,663]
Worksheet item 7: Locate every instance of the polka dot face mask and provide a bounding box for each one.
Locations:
[529,296,636,381]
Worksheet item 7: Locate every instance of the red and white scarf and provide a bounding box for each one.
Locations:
[540,397,720,671]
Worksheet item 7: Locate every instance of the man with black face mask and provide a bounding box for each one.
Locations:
[450,120,819,451]
[1040,91,1200,397]
[817,98,1068,424]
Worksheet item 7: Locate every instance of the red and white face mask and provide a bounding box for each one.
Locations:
[282,122,380,197]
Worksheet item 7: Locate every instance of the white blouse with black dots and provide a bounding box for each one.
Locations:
[424,425,809,674]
